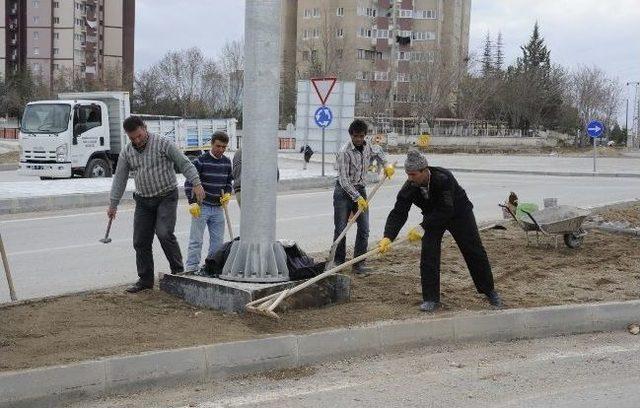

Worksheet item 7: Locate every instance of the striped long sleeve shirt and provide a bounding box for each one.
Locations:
[110,133,201,208]
[336,141,387,201]
[185,152,233,206]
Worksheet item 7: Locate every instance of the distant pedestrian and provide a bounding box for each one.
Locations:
[184,131,233,274]
[108,116,204,293]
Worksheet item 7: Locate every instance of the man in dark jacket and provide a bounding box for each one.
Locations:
[377,149,503,312]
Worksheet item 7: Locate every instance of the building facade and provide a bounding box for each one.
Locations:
[1,0,134,89]
[288,0,471,117]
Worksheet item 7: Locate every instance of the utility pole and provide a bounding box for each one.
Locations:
[221,0,289,283]
[627,81,640,149]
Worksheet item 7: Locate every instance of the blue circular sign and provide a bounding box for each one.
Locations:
[586,120,604,138]
[314,106,333,128]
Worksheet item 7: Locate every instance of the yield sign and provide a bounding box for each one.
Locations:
[311,77,337,106]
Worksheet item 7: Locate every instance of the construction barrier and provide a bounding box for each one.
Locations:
[279,137,296,150]
[0,128,18,139]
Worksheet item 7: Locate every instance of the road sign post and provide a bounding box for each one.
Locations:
[314,106,333,176]
[311,77,337,177]
[587,120,604,173]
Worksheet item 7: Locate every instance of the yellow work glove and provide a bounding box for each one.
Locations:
[377,237,392,254]
[220,192,232,207]
[383,164,396,179]
[188,203,201,218]
[407,227,424,243]
[357,196,369,212]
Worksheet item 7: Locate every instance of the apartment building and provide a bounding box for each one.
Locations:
[1,0,135,89]
[289,0,471,116]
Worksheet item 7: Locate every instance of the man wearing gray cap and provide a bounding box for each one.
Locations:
[377,149,502,312]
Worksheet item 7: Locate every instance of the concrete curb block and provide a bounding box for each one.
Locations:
[0,177,336,215]
[587,225,640,237]
[2,300,640,407]
[0,164,17,171]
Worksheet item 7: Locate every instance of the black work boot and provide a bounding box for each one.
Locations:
[486,291,504,308]
[419,301,440,312]
[125,280,153,293]
[352,263,372,277]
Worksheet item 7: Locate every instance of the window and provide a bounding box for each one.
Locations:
[32,0,39,8]
[336,28,344,37]
[336,49,343,59]
[53,48,59,55]
[74,104,102,135]
[302,51,309,61]
[311,49,318,59]
[397,51,410,61]
[33,31,40,40]
[54,32,60,39]
[374,71,389,81]
[358,27,373,38]
[356,71,371,80]
[53,64,60,70]
[358,92,372,102]
[414,10,437,19]
[376,29,389,39]
[303,8,312,18]
[33,47,40,55]
[53,2,59,8]
[336,7,344,17]
[312,28,319,38]
[412,31,436,41]
[397,72,409,82]
[357,7,377,17]
[312,8,320,17]
[303,29,309,39]
[399,9,413,18]
[32,63,41,72]
[53,17,60,24]
[32,16,40,24]
[397,30,412,37]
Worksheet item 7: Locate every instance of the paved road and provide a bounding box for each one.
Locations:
[67,331,640,407]
[1,171,639,302]
[285,152,640,175]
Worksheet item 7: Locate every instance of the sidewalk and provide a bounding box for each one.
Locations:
[280,152,640,176]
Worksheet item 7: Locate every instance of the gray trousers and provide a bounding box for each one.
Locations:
[133,189,183,284]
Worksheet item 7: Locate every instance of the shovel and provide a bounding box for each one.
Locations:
[221,189,235,239]
[325,164,394,270]
[100,218,113,244]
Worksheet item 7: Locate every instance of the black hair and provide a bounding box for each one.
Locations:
[212,130,229,144]
[123,116,146,132]
[348,119,368,135]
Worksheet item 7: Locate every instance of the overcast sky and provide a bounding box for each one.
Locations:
[135,0,640,118]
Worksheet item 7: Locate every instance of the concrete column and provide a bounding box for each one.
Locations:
[221,0,289,283]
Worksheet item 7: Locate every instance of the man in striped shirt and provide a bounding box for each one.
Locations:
[108,116,204,293]
[184,131,233,274]
[333,119,394,275]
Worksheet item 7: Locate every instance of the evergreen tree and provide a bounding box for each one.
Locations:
[517,22,550,72]
[481,31,493,77]
[494,32,505,72]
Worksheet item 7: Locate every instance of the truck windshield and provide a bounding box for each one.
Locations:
[21,104,71,134]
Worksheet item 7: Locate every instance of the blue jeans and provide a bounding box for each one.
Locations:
[333,184,369,266]
[185,204,225,271]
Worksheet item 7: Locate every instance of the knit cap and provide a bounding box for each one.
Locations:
[404,149,429,171]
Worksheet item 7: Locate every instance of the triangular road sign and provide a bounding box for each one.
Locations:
[311,77,337,106]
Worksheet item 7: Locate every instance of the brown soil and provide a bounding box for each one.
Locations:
[0,151,18,164]
[592,204,640,227]
[1,208,639,372]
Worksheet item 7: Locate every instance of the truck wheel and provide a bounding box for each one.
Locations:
[84,158,112,178]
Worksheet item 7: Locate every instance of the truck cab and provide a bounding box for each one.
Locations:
[18,92,129,179]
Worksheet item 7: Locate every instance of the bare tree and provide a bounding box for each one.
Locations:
[216,40,244,118]
[570,65,621,145]
[297,6,347,79]
[408,48,467,122]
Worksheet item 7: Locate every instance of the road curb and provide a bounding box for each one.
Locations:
[1,300,639,407]
[0,177,336,215]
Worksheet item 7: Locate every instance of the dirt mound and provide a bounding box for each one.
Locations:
[1,207,639,371]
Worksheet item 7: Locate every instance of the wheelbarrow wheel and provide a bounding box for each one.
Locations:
[563,232,584,249]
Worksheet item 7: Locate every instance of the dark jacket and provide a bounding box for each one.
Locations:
[185,152,233,206]
[383,167,473,240]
